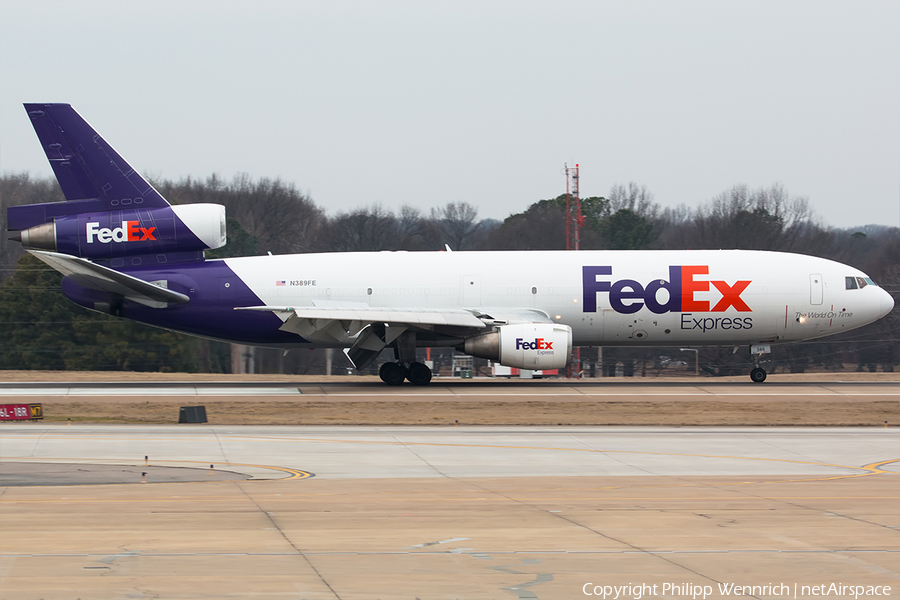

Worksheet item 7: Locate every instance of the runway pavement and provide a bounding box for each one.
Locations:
[1,378,898,400]
[0,424,898,599]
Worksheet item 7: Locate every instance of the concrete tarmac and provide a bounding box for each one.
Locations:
[0,425,898,599]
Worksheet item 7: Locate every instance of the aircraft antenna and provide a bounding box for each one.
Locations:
[565,163,583,378]
[565,163,582,251]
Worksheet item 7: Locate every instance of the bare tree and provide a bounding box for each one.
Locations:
[429,202,482,250]
[158,174,324,254]
[319,205,404,252]
[608,182,658,219]
[0,174,65,284]
[395,205,430,250]
[661,183,820,251]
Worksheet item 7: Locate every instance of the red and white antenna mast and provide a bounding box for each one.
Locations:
[565,163,582,251]
[564,163,583,378]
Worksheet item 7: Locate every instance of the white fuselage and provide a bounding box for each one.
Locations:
[223,249,893,348]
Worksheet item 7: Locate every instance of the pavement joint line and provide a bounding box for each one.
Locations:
[232,480,342,600]
[689,386,717,396]
[519,491,724,585]
[6,549,898,558]
[4,495,897,505]
[684,459,900,534]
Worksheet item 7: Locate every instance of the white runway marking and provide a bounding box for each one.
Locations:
[0,387,301,396]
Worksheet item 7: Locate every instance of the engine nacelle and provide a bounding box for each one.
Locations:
[10,203,226,260]
[463,323,572,370]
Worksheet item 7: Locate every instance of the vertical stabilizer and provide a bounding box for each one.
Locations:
[8,104,171,231]
[25,103,169,207]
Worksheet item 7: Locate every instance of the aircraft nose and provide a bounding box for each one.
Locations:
[882,289,895,317]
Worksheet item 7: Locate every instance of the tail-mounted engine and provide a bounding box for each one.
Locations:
[462,323,573,370]
[9,203,226,260]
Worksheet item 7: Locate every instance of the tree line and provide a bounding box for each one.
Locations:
[1,172,897,375]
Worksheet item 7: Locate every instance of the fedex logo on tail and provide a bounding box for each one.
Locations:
[583,265,751,315]
[86,221,157,244]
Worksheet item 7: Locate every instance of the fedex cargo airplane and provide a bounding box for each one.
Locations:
[7,104,895,384]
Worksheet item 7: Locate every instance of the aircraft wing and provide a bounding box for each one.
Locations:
[234,304,556,370]
[235,305,554,330]
[28,250,189,307]
[235,305,487,329]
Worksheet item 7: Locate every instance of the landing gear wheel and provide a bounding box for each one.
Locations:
[750,367,767,383]
[379,362,406,386]
[406,362,433,386]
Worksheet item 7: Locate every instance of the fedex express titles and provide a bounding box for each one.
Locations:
[583,265,754,331]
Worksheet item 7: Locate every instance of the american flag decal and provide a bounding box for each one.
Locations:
[276,280,286,286]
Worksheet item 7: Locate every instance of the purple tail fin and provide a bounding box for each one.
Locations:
[9,104,170,231]
[9,104,226,264]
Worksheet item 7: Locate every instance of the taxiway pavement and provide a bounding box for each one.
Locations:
[1,425,898,599]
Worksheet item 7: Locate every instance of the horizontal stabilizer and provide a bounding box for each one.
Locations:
[28,250,189,306]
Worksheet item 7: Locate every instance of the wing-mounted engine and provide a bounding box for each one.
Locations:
[462,323,573,370]
[9,203,226,260]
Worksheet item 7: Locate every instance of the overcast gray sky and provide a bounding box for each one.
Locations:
[1,0,898,229]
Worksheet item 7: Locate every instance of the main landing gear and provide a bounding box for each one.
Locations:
[379,361,433,386]
[377,330,433,386]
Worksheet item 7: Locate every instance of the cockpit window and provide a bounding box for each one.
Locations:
[847,276,879,290]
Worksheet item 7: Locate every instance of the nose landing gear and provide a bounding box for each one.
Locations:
[750,367,767,383]
[749,343,772,383]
